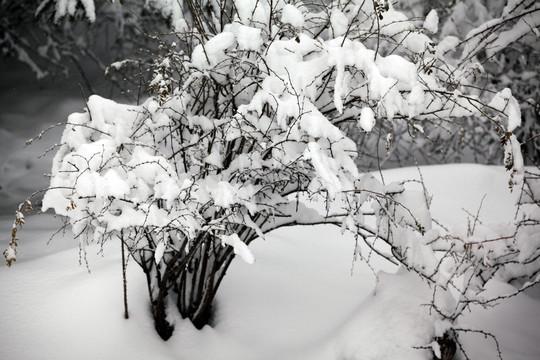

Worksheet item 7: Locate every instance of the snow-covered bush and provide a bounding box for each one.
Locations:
[5,0,540,358]
[385,0,540,167]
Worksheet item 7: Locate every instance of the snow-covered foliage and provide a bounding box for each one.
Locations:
[389,0,540,166]
[37,0,97,23]
[4,0,540,357]
[454,0,540,165]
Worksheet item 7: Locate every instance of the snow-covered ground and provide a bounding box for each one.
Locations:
[1,165,539,360]
[0,65,539,359]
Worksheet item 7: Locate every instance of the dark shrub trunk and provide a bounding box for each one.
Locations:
[137,232,236,340]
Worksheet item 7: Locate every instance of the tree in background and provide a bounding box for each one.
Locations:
[3,1,540,358]
[0,0,166,94]
[381,0,540,167]
[446,0,539,166]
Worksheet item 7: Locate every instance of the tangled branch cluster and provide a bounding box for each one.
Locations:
[4,0,540,356]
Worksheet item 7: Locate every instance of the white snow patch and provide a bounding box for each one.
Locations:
[237,25,263,51]
[423,10,439,34]
[281,4,304,28]
[154,240,166,264]
[221,233,255,264]
[330,9,349,37]
[488,88,522,131]
[358,107,376,132]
